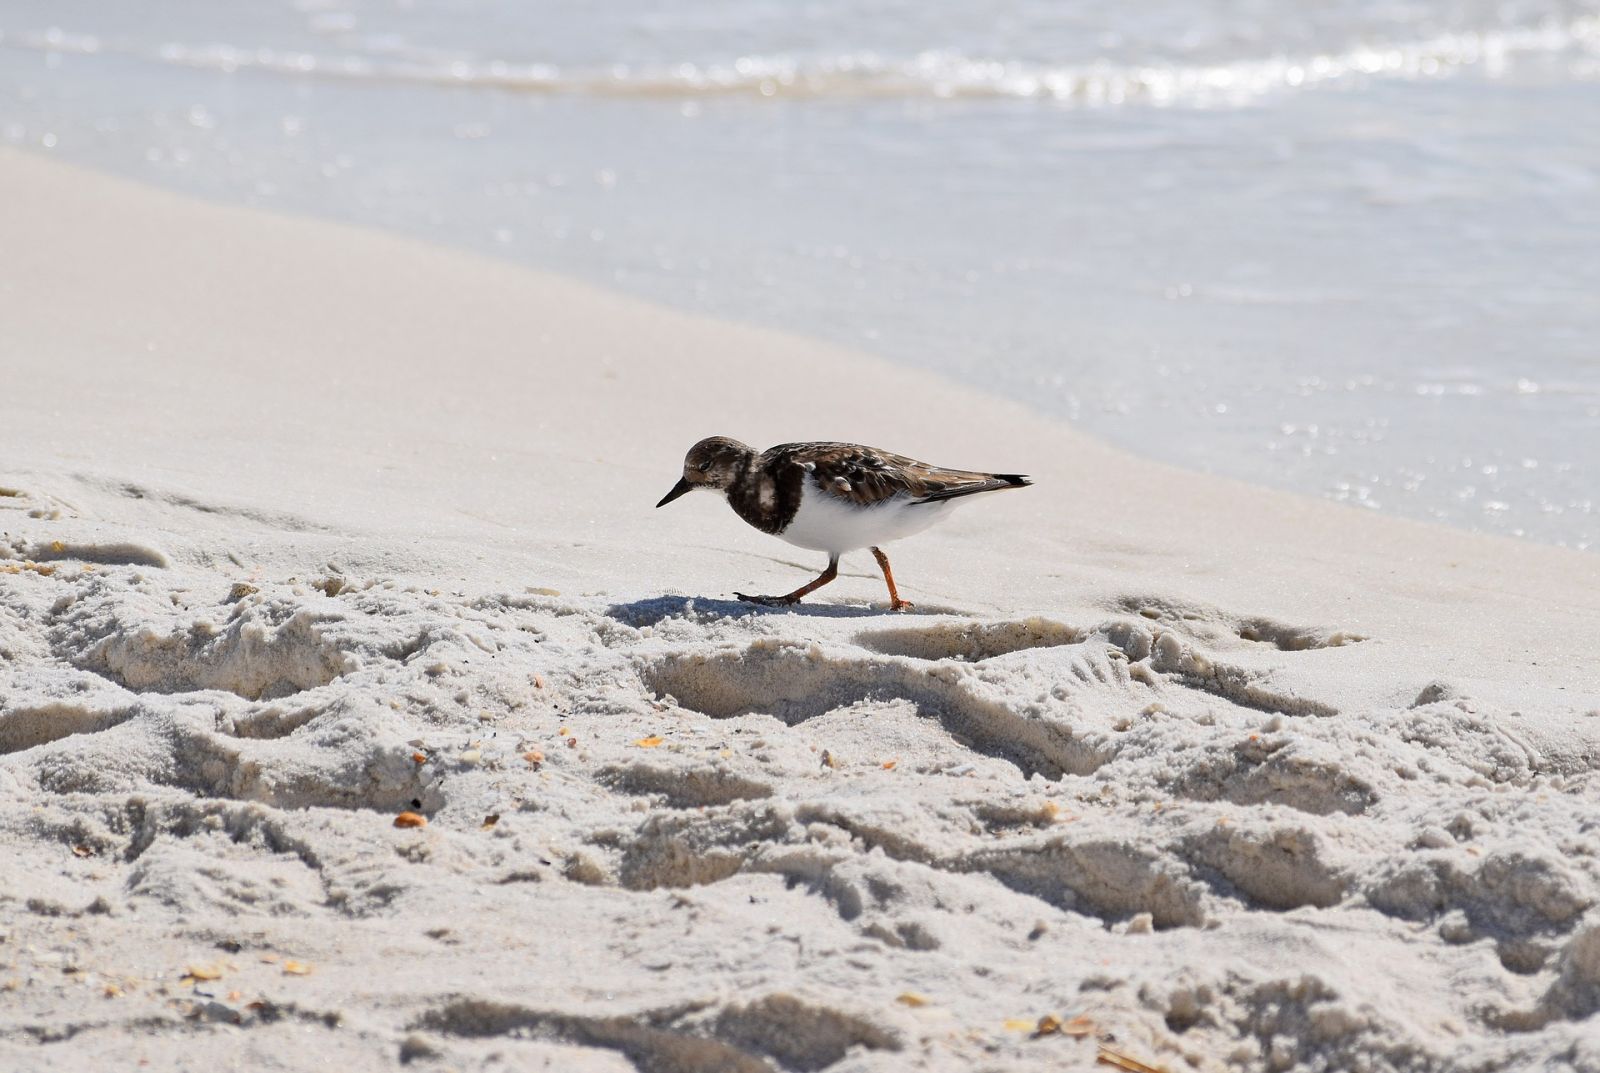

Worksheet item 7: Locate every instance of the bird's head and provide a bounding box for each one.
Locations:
[655,436,752,507]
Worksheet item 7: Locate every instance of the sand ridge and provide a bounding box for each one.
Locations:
[3,481,1600,1071]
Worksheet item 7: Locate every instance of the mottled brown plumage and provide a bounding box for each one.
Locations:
[760,441,1030,510]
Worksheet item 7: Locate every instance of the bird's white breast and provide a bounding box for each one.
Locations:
[774,481,953,555]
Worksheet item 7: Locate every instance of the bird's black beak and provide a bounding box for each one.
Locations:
[655,477,693,508]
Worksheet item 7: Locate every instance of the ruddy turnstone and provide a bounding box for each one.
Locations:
[656,437,1030,611]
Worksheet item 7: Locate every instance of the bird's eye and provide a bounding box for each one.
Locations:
[696,462,711,472]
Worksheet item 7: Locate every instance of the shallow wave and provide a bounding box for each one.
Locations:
[2,15,1598,105]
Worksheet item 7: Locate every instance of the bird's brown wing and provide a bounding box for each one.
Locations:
[762,442,1030,507]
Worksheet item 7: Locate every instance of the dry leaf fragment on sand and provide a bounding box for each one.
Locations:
[183,965,224,982]
[1097,1045,1168,1073]
[394,811,428,828]
[896,992,929,1007]
[1018,1012,1164,1070]
[481,815,499,830]
[1032,1013,1097,1039]
[282,961,313,976]
[881,759,897,770]
[634,735,663,748]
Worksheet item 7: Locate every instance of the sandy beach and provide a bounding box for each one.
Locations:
[3,149,1600,1071]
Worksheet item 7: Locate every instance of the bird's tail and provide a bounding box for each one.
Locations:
[917,473,1032,503]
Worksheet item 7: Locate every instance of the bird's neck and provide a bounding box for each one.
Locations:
[724,454,798,535]
[724,454,759,498]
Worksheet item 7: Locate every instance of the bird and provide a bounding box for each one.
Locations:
[655,437,1030,610]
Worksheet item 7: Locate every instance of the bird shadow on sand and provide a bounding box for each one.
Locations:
[604,594,966,629]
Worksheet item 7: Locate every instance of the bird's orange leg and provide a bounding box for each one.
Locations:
[736,555,839,607]
[871,546,913,612]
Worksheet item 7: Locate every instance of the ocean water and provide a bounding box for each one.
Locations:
[3,0,1597,548]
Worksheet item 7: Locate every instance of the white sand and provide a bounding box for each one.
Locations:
[2,149,1599,1072]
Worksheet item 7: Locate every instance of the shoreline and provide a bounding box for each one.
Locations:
[1,148,1595,664]
[4,148,1600,1072]
[3,106,1592,556]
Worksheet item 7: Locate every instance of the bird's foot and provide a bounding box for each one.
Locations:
[888,598,915,613]
[735,592,800,608]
